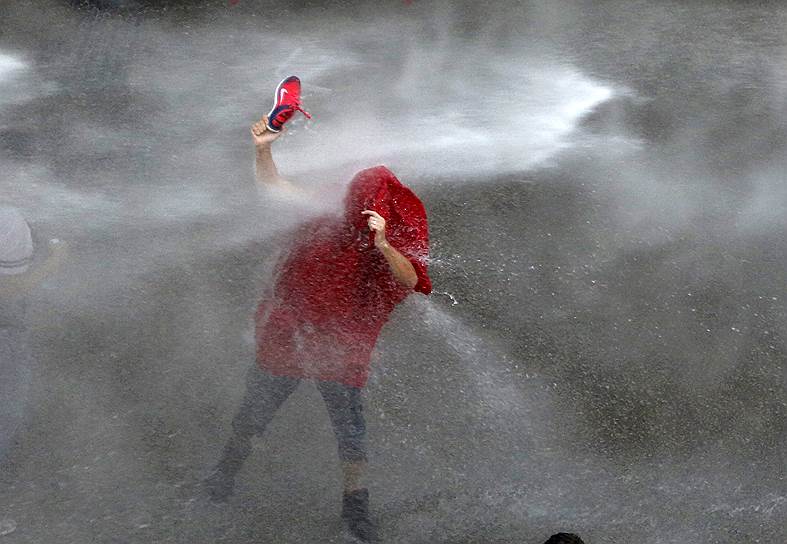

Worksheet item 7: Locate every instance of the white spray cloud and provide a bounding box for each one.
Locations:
[0,53,26,79]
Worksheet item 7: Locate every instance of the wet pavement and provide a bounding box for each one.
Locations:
[0,1,785,543]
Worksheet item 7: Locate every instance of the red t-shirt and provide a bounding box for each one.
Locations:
[255,166,432,388]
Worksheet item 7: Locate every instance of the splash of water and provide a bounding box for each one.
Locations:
[417,297,554,423]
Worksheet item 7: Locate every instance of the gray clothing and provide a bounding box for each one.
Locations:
[0,206,34,459]
[0,207,33,276]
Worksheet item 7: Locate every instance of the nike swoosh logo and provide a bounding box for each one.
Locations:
[279,88,288,102]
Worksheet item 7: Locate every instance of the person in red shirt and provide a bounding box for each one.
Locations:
[206,118,431,542]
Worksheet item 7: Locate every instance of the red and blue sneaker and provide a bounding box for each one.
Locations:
[265,75,312,132]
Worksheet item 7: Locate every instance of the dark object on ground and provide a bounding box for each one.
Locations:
[544,533,585,544]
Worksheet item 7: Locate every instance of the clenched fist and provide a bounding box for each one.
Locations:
[251,117,284,147]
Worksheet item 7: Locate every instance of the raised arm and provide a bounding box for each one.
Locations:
[251,117,306,196]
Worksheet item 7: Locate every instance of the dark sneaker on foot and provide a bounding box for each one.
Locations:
[265,75,312,132]
[203,468,235,502]
[342,488,378,542]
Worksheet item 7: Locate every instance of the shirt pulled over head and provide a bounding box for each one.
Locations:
[256,165,432,387]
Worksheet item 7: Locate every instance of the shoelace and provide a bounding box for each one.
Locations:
[294,102,312,119]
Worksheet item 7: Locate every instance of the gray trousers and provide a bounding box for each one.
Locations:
[216,365,367,477]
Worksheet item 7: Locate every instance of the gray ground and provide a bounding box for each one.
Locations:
[0,1,785,543]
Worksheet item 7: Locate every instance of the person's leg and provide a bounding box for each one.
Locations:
[206,366,298,500]
[317,380,377,542]
[316,379,368,491]
[341,458,366,493]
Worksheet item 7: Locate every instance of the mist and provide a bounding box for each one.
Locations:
[1,1,785,543]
